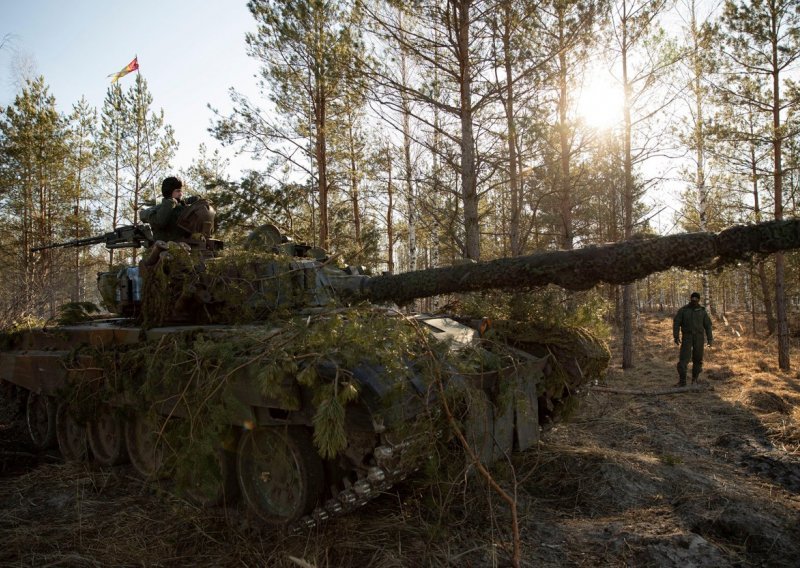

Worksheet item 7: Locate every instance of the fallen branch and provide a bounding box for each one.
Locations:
[287,557,316,568]
[590,384,713,396]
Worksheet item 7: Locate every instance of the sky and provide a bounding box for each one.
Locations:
[0,0,263,178]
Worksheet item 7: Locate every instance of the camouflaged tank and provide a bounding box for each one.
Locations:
[2,199,799,530]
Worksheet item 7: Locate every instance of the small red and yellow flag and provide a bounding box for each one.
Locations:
[108,57,139,83]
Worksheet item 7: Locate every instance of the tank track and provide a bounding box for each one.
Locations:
[291,434,428,532]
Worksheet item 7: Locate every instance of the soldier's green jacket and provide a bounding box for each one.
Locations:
[673,302,713,343]
[142,197,187,242]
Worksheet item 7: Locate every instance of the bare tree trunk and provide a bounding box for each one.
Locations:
[557,7,573,251]
[316,105,329,250]
[74,140,83,302]
[386,148,395,274]
[758,260,776,334]
[772,52,790,369]
[133,99,142,266]
[399,13,416,271]
[109,137,121,270]
[455,0,480,260]
[500,1,522,256]
[348,120,362,247]
[690,2,712,315]
[621,2,635,369]
[313,8,329,252]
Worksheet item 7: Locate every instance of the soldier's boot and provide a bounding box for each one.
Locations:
[691,372,701,384]
[675,370,687,387]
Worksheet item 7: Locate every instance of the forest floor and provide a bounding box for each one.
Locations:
[1,312,799,567]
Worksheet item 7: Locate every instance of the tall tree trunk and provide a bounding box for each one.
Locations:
[313,8,329,252]
[772,37,790,369]
[74,140,83,302]
[455,0,480,260]
[431,22,443,277]
[399,14,416,271]
[500,1,522,256]
[621,3,635,369]
[109,134,121,270]
[690,2,712,314]
[133,98,142,266]
[348,121,362,247]
[751,158,776,335]
[386,148,394,274]
[316,98,329,250]
[557,7,573,251]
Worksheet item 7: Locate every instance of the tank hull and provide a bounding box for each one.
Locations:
[0,312,552,529]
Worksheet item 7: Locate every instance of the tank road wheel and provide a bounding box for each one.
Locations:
[87,404,129,466]
[56,402,88,461]
[26,391,57,450]
[237,426,324,526]
[125,412,167,478]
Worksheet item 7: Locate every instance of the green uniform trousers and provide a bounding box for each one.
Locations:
[677,334,705,380]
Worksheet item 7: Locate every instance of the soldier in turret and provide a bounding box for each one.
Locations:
[143,176,199,242]
[673,292,713,386]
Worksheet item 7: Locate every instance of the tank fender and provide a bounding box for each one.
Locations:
[0,351,70,395]
[347,362,429,429]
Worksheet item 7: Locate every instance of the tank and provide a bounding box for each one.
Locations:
[2,202,798,530]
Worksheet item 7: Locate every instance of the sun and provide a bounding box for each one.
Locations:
[574,68,625,131]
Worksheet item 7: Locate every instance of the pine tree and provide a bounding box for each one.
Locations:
[538,0,600,251]
[0,77,73,317]
[720,0,800,370]
[66,97,99,301]
[124,74,177,223]
[673,0,722,314]
[97,76,177,265]
[608,0,676,369]
[214,0,365,251]
[366,0,496,261]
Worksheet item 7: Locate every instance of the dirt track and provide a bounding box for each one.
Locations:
[1,313,799,567]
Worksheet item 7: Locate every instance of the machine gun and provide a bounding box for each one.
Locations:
[31,224,155,252]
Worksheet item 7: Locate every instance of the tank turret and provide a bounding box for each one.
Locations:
[127,218,800,326]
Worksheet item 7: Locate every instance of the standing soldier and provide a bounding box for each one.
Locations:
[673,292,713,386]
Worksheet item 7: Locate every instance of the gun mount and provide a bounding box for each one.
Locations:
[33,199,223,254]
[31,224,156,252]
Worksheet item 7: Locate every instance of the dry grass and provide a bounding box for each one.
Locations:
[2,311,800,566]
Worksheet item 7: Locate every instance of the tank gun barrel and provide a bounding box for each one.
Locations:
[32,224,155,252]
[358,219,800,304]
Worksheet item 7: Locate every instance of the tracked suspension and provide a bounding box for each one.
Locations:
[291,434,428,532]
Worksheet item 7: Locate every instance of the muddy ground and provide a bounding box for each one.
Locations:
[1,312,799,567]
